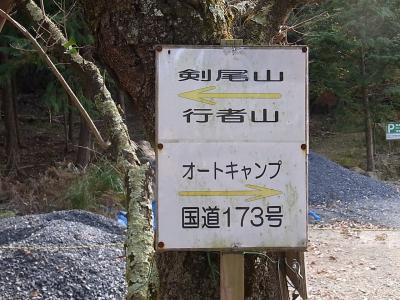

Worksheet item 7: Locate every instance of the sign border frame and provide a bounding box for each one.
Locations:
[155,45,309,251]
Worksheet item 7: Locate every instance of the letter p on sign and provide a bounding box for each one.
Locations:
[388,124,395,133]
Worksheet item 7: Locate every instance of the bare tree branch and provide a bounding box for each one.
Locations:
[0,0,15,32]
[40,0,45,16]
[0,8,110,149]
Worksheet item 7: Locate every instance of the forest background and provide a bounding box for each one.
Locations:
[0,0,400,299]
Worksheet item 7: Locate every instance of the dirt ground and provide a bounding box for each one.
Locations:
[306,225,400,300]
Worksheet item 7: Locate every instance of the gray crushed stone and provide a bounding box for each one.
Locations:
[0,210,126,300]
[309,151,400,227]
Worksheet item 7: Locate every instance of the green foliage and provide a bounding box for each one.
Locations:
[333,105,364,132]
[0,0,95,112]
[65,160,125,210]
[40,77,96,116]
[41,81,67,114]
[0,35,42,86]
[301,0,400,128]
[62,38,78,55]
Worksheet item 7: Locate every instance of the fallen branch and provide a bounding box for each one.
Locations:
[0,8,110,149]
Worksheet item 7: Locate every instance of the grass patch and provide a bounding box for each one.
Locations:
[0,210,16,219]
[312,132,366,169]
[333,153,363,169]
[64,161,125,212]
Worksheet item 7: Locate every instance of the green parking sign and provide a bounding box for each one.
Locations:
[386,123,400,140]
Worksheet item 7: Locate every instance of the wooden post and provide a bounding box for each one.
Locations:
[220,253,244,300]
[278,253,290,300]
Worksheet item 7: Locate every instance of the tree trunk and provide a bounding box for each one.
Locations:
[360,46,375,172]
[4,75,19,174]
[11,76,21,147]
[1,51,19,175]
[63,106,69,152]
[363,93,374,171]
[79,0,233,143]
[63,100,74,153]
[75,117,91,169]
[156,252,220,299]
[77,1,305,298]
[68,105,74,144]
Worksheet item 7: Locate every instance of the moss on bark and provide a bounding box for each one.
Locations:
[126,164,155,300]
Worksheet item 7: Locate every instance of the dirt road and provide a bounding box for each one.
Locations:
[306,226,400,300]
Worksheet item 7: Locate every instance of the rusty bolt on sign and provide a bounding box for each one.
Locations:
[301,144,307,150]
[158,241,165,249]
[155,45,162,52]
[157,143,164,150]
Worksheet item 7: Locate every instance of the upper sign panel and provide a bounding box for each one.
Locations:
[156,46,308,143]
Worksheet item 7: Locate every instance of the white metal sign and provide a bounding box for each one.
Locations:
[156,46,308,250]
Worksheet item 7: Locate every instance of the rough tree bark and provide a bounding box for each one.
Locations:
[79,0,233,143]
[77,1,308,299]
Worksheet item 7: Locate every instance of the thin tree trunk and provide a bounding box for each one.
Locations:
[63,100,74,153]
[361,46,375,172]
[75,117,91,168]
[4,75,19,174]
[363,92,375,171]
[1,50,19,175]
[0,88,3,122]
[11,76,21,147]
[68,105,74,144]
[63,106,69,152]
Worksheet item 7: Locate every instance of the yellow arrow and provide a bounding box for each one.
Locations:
[178,86,282,105]
[178,184,282,202]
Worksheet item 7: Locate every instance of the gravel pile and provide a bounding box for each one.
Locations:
[0,210,126,300]
[309,152,400,227]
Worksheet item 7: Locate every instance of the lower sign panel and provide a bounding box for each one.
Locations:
[156,143,307,250]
